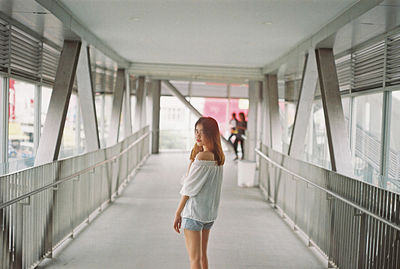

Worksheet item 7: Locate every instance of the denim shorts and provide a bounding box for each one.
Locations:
[182,218,214,231]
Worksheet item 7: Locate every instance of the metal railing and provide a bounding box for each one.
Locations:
[256,145,400,269]
[0,126,151,269]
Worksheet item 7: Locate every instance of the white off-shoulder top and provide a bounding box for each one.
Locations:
[179,155,224,222]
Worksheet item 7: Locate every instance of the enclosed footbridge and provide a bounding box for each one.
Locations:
[0,0,400,268]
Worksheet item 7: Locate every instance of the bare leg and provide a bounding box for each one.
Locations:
[201,229,211,269]
[184,229,202,269]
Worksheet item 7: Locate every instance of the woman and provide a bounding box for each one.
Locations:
[173,117,225,269]
[233,112,247,160]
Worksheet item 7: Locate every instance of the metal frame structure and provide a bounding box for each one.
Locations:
[76,42,100,151]
[0,126,150,269]
[256,146,400,269]
[108,69,126,146]
[288,51,318,158]
[35,40,81,166]
[316,48,353,176]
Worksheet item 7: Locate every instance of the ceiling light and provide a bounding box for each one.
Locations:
[262,22,273,25]
[130,17,140,22]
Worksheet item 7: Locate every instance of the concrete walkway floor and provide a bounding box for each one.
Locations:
[39,152,325,269]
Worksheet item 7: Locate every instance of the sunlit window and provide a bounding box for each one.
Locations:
[8,79,35,171]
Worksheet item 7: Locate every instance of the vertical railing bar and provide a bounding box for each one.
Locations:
[383,192,392,268]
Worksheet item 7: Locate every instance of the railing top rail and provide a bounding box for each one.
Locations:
[255,148,400,232]
[0,131,150,210]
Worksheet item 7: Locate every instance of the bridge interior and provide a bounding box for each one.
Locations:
[0,1,400,269]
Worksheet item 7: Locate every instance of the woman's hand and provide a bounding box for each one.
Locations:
[173,213,182,233]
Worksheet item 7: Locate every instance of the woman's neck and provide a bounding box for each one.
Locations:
[203,146,211,152]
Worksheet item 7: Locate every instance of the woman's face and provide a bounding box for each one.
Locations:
[195,124,206,147]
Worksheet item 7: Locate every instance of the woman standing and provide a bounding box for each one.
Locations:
[233,112,247,160]
[173,117,225,269]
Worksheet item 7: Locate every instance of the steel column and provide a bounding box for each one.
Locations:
[107,69,125,146]
[289,51,318,159]
[35,40,81,166]
[123,73,132,138]
[262,76,271,147]
[315,48,353,176]
[246,81,260,161]
[134,77,146,132]
[151,80,161,154]
[76,43,100,152]
[380,91,392,181]
[0,77,9,170]
[266,74,282,151]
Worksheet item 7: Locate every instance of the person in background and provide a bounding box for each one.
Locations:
[227,112,238,145]
[233,112,247,160]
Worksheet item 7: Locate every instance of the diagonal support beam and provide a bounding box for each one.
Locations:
[266,74,282,151]
[315,48,352,175]
[163,80,234,150]
[35,40,81,166]
[288,51,318,158]
[76,42,100,151]
[107,69,125,146]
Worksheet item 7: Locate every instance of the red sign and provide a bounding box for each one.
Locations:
[9,79,15,121]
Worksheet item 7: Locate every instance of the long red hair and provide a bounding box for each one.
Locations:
[190,117,225,166]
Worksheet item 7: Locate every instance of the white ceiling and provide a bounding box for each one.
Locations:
[59,0,358,68]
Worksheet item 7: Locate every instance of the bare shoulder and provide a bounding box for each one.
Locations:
[197,151,215,161]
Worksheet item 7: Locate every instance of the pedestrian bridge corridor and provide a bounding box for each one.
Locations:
[37,152,324,269]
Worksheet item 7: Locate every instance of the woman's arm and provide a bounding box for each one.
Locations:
[186,160,194,176]
[175,195,189,216]
[173,195,189,233]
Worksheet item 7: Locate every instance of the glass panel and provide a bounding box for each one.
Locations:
[159,95,248,152]
[342,97,351,138]
[41,86,52,133]
[280,100,297,153]
[352,92,382,184]
[303,99,331,169]
[8,79,35,171]
[160,96,191,151]
[59,93,80,159]
[95,93,113,147]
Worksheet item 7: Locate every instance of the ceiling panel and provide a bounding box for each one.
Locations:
[59,0,358,68]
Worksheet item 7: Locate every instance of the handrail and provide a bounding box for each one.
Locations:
[255,148,400,232]
[0,131,150,210]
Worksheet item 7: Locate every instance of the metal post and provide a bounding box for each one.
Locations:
[107,69,125,146]
[76,43,100,152]
[380,91,392,183]
[288,51,318,159]
[35,40,81,166]
[0,77,9,172]
[151,80,161,154]
[315,48,353,176]
[15,203,24,269]
[34,85,42,155]
[357,213,367,269]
